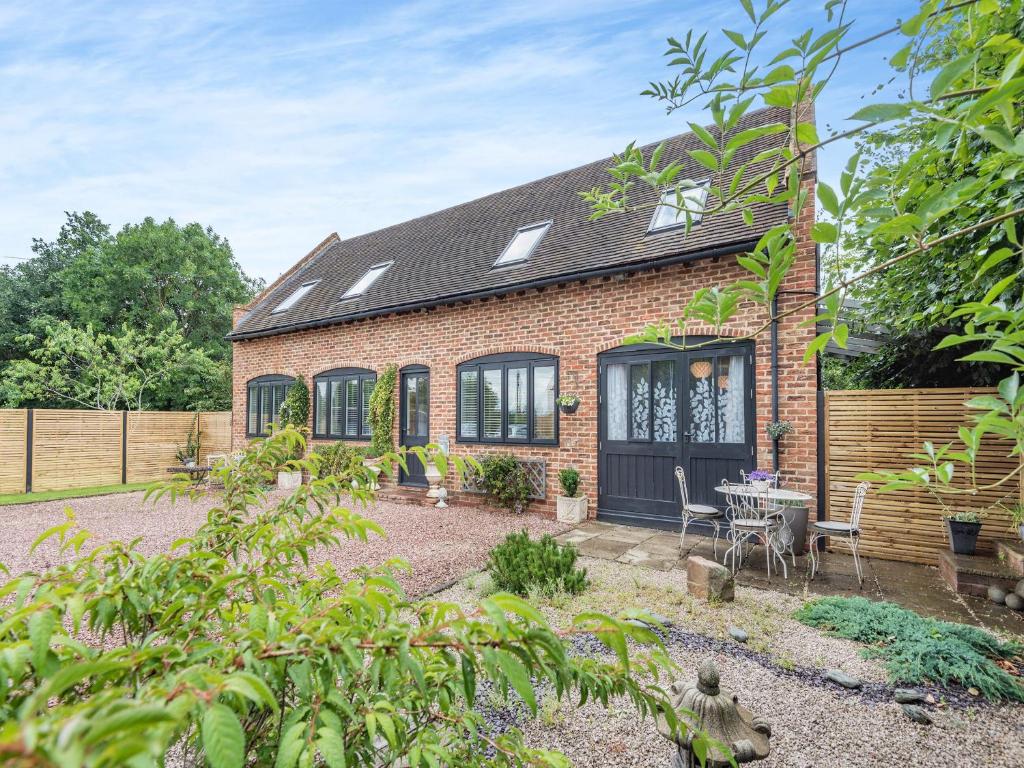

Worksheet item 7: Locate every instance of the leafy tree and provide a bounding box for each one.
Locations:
[1,320,227,411]
[0,429,699,766]
[583,0,1024,506]
[0,212,262,409]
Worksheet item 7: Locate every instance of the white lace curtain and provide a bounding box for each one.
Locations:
[719,354,745,443]
[607,364,627,441]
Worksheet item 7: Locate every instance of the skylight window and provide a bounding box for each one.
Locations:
[493,221,551,267]
[271,280,319,314]
[648,182,710,232]
[342,262,392,299]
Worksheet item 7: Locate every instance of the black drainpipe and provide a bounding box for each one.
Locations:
[770,295,780,473]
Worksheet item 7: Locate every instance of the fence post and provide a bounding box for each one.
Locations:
[121,411,128,485]
[25,408,33,494]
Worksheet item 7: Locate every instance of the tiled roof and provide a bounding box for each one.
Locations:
[230,106,792,340]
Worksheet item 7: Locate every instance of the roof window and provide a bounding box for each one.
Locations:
[648,182,710,232]
[342,262,392,299]
[271,281,319,314]
[493,221,551,267]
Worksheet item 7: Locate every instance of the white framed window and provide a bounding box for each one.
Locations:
[271,280,319,314]
[493,221,551,267]
[648,182,710,232]
[342,262,392,299]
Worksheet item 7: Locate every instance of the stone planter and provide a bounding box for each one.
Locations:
[424,462,443,499]
[556,495,588,524]
[946,518,982,555]
[750,480,770,493]
[277,470,302,490]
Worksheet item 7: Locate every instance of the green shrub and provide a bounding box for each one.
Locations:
[479,454,531,512]
[795,596,1024,702]
[0,426,692,765]
[487,530,588,598]
[558,467,580,497]
[314,442,366,481]
[368,364,397,457]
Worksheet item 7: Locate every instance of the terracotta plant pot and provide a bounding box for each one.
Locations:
[945,518,981,555]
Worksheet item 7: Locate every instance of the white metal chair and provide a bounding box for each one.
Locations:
[722,479,788,579]
[675,466,725,557]
[808,481,870,585]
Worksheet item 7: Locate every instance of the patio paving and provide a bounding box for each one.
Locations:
[557,520,1024,635]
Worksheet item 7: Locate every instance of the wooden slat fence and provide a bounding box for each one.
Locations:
[825,389,1022,564]
[0,409,231,495]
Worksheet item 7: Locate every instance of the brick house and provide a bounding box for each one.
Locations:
[228,105,819,528]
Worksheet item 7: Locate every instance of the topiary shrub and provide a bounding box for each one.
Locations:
[558,467,580,497]
[479,454,532,513]
[487,530,588,598]
[795,596,1024,702]
[368,364,397,457]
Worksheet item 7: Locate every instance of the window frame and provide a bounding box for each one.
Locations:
[341,262,393,300]
[647,180,711,234]
[492,221,552,268]
[270,280,319,314]
[312,367,377,440]
[245,375,295,437]
[456,353,558,446]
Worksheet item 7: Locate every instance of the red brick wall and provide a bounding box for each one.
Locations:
[232,225,818,519]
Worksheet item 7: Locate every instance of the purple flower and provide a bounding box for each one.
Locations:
[748,469,774,482]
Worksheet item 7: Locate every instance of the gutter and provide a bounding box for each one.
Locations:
[227,237,764,342]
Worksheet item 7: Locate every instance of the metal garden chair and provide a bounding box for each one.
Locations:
[721,479,788,579]
[808,481,870,586]
[675,466,725,557]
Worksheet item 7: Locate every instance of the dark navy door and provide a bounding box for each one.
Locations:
[399,367,429,486]
[597,343,754,529]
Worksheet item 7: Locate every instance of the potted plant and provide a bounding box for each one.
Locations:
[1006,503,1024,544]
[175,418,200,467]
[557,393,581,415]
[276,376,309,490]
[747,468,774,492]
[556,467,587,523]
[765,420,794,441]
[944,510,984,555]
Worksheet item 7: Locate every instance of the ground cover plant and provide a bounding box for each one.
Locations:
[487,531,589,598]
[795,596,1024,701]
[479,454,533,513]
[0,428,703,767]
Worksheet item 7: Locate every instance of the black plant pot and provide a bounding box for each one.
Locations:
[559,401,580,415]
[945,518,982,555]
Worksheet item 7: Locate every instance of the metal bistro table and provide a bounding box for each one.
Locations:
[713,484,813,560]
[166,464,213,486]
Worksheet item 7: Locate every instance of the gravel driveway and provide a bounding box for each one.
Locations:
[0,489,568,596]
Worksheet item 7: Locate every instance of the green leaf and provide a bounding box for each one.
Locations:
[930,54,976,99]
[689,149,719,172]
[495,650,537,715]
[28,609,55,674]
[848,103,911,122]
[817,182,840,217]
[275,722,306,768]
[688,122,718,151]
[202,704,245,768]
[316,728,347,768]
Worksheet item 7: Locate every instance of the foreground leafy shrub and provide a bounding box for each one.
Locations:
[487,530,588,598]
[479,454,532,512]
[0,427,696,766]
[795,596,1024,702]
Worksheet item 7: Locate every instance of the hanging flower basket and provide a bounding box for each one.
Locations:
[557,394,581,414]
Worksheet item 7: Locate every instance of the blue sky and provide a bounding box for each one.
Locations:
[0,0,917,282]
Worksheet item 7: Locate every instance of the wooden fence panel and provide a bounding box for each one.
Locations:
[0,410,27,494]
[126,412,197,484]
[825,388,1022,564]
[32,410,123,492]
[198,412,232,464]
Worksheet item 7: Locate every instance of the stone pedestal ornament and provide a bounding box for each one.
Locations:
[424,462,443,499]
[657,660,771,767]
[434,486,448,509]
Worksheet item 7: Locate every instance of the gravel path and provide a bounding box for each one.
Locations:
[0,489,568,596]
[438,557,1024,767]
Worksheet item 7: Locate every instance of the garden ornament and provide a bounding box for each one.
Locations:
[657,659,771,767]
[434,486,448,509]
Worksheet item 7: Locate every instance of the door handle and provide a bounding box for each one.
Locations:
[683,432,692,443]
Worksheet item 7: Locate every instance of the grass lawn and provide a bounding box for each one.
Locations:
[0,482,152,506]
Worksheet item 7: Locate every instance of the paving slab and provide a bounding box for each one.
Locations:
[616,548,678,571]
[597,527,661,545]
[554,529,602,545]
[576,537,635,560]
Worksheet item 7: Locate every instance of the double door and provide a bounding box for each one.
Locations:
[597,344,755,528]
